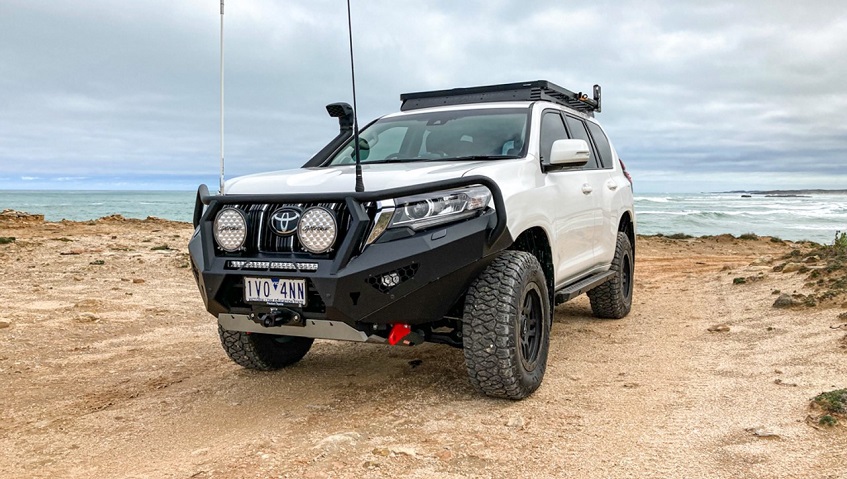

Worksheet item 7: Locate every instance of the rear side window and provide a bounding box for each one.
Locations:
[563,116,600,169]
[586,121,613,169]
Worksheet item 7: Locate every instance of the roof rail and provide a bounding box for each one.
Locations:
[400,80,601,116]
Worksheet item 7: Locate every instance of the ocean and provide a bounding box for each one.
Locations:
[1,190,846,245]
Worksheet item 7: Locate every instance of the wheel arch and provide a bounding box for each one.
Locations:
[618,211,635,255]
[508,226,554,306]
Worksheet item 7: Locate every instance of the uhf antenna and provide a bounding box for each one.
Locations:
[219,0,226,194]
[346,0,364,192]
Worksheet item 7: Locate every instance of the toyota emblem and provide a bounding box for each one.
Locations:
[269,207,302,236]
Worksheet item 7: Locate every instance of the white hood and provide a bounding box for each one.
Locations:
[224,161,491,195]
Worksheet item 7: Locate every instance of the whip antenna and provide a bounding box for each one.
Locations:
[346,0,365,192]
[219,0,226,194]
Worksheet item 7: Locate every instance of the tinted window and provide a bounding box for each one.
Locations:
[539,111,568,164]
[586,121,613,169]
[564,116,599,169]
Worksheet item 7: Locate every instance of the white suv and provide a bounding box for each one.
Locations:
[189,80,635,399]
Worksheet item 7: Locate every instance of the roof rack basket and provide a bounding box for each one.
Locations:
[400,80,601,116]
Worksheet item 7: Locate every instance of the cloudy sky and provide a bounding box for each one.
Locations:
[1,0,846,192]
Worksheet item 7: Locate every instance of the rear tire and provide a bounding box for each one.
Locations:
[218,326,314,370]
[587,232,634,319]
[462,251,551,399]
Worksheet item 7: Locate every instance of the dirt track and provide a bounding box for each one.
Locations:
[0,218,845,478]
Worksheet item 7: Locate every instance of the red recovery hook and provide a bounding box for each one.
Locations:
[387,323,424,346]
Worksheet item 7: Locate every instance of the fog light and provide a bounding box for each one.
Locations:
[214,208,247,252]
[297,207,337,254]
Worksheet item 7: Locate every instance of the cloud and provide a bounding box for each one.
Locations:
[1,0,846,191]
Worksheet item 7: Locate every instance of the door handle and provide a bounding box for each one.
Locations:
[581,184,593,195]
[606,179,618,191]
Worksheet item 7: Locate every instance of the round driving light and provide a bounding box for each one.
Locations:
[297,207,338,254]
[214,208,247,252]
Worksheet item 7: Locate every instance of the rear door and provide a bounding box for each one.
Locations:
[563,115,613,263]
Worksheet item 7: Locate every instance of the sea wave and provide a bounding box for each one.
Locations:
[634,196,671,203]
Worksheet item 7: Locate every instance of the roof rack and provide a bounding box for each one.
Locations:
[400,80,601,116]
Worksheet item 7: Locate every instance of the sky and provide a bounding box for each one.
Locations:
[1,0,846,193]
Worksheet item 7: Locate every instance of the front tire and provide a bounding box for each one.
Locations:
[218,326,314,370]
[587,232,634,319]
[462,251,551,400]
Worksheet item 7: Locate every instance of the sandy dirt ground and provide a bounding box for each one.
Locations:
[0,216,845,479]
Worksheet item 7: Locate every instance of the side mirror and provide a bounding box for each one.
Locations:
[549,139,590,167]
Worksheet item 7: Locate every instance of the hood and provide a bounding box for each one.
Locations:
[224,161,491,195]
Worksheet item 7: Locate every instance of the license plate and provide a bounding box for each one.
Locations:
[244,277,307,306]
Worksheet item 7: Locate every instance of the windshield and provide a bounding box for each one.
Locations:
[325,108,529,165]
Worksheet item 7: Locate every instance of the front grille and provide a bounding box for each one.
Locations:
[226,202,352,257]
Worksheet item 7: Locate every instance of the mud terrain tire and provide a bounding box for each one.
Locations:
[218,326,314,370]
[462,251,551,399]
[588,232,634,319]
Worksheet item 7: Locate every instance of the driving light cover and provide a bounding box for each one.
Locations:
[389,185,491,230]
[214,208,247,252]
[297,207,338,254]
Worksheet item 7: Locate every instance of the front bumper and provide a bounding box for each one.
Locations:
[189,177,510,327]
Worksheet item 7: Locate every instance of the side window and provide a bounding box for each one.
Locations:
[539,111,568,164]
[564,116,599,169]
[586,122,613,169]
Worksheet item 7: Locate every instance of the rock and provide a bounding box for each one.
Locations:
[506,416,526,428]
[73,312,99,323]
[190,448,209,456]
[838,312,847,321]
[132,278,145,284]
[804,255,820,264]
[746,426,780,438]
[773,294,798,308]
[389,446,417,457]
[315,432,360,450]
[372,447,390,456]
[707,324,730,333]
[74,312,100,323]
[0,319,12,329]
[72,276,83,282]
[751,255,773,266]
[436,450,453,462]
[781,263,804,273]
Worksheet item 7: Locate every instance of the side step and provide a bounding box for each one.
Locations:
[554,270,616,305]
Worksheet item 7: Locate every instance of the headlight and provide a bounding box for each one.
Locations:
[389,185,492,231]
[214,208,247,252]
[297,207,338,254]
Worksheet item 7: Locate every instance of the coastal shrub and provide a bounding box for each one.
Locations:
[733,277,746,285]
[834,231,847,251]
[739,233,759,240]
[0,237,15,245]
[666,233,693,240]
[770,236,784,243]
[150,244,172,251]
[813,389,847,414]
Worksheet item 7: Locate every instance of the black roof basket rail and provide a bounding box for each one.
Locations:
[400,80,601,116]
